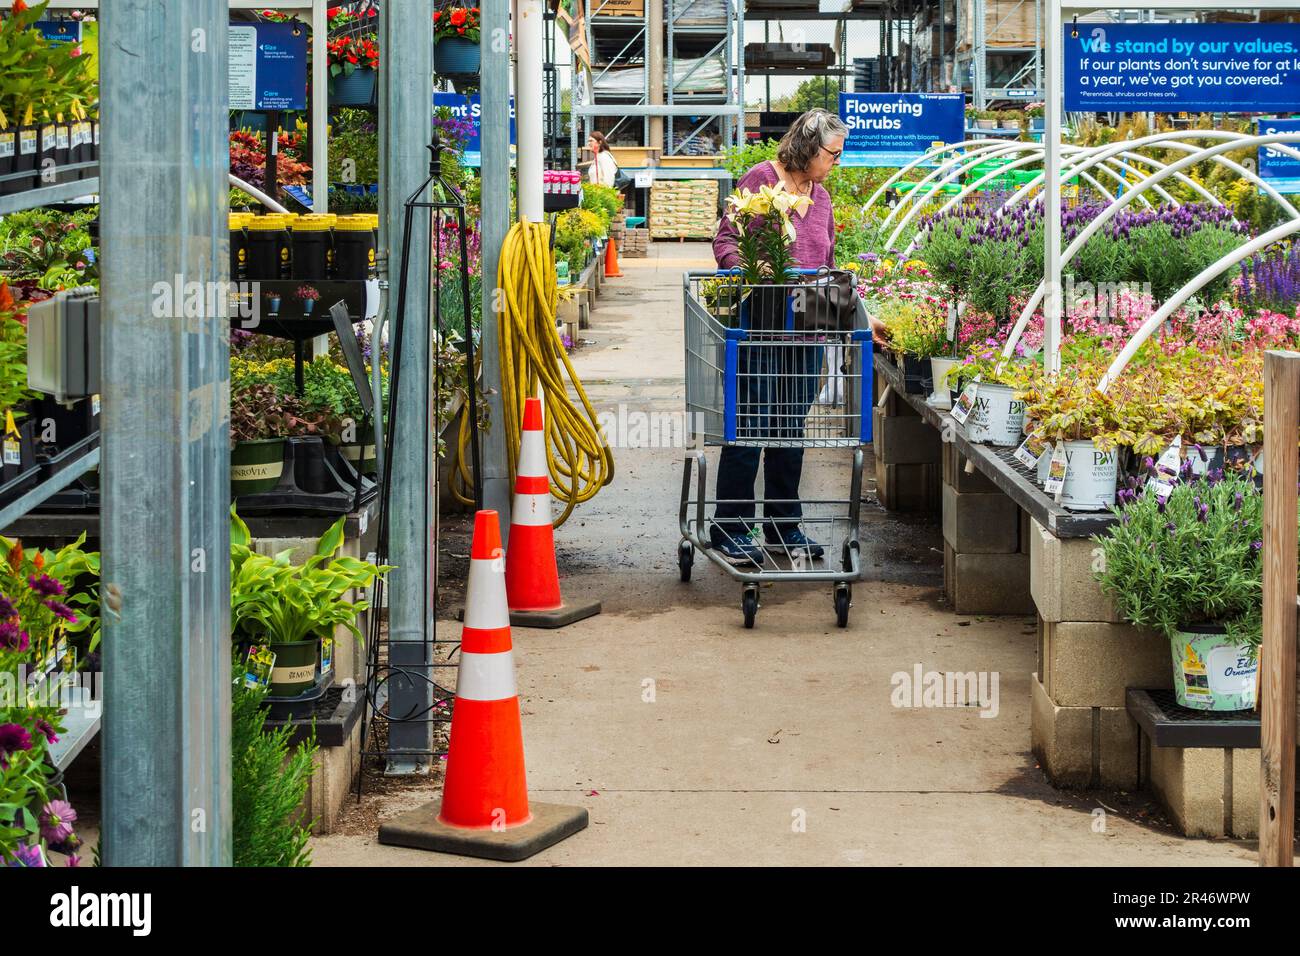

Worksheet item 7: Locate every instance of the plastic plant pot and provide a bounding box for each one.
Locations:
[1059,439,1118,511]
[1169,624,1257,711]
[330,67,377,107]
[435,36,481,76]
[266,638,320,698]
[963,383,1025,447]
[231,438,286,496]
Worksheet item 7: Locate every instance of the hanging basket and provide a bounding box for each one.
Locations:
[435,36,481,78]
[330,67,378,107]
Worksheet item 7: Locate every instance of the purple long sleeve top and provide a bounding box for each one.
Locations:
[713,160,837,271]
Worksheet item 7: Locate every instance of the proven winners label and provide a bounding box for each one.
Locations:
[839,93,964,167]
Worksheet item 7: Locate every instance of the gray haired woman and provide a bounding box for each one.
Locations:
[708,108,849,566]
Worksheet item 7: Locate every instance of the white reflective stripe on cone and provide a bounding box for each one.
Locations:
[465,557,510,629]
[455,651,519,702]
[510,492,552,526]
[518,428,547,479]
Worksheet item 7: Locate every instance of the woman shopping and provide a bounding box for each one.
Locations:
[708,108,848,565]
[586,131,619,188]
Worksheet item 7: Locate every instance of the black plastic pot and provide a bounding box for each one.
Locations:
[902,353,932,395]
[231,438,286,496]
[0,127,13,184]
[267,638,320,698]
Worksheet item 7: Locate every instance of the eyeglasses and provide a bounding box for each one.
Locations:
[820,145,843,163]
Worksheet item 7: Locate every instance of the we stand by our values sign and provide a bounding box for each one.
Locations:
[1064,23,1300,113]
[838,93,964,167]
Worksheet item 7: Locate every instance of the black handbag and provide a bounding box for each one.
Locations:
[793,267,858,332]
[612,166,633,192]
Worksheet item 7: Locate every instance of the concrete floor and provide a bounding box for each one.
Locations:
[313,243,1254,866]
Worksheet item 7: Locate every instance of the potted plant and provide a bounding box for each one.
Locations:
[998,110,1021,132]
[877,297,945,395]
[229,382,341,497]
[1094,475,1273,712]
[434,7,482,79]
[230,507,391,699]
[975,110,998,131]
[296,283,320,316]
[722,180,812,329]
[1026,102,1045,131]
[263,288,281,314]
[327,33,380,107]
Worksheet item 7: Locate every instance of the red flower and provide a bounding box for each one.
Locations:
[13,0,29,11]
[450,9,467,26]
[433,10,441,19]
[327,6,341,16]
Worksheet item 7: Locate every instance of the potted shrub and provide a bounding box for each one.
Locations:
[951,348,1032,448]
[230,507,391,699]
[1026,102,1045,131]
[263,289,281,314]
[878,297,945,395]
[975,110,998,131]
[229,382,341,497]
[1094,475,1274,711]
[327,33,379,107]
[998,110,1021,132]
[434,7,482,79]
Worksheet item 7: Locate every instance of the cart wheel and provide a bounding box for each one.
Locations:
[834,584,851,628]
[678,541,694,583]
[742,586,759,629]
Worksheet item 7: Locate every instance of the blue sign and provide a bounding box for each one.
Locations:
[434,93,516,168]
[1065,23,1300,113]
[35,21,81,43]
[1258,118,1300,195]
[839,93,964,167]
[229,22,308,112]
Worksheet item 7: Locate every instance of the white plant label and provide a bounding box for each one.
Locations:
[1147,435,1182,502]
[945,302,957,341]
[950,375,980,426]
[1043,442,1069,495]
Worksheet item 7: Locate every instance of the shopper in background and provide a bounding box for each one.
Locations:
[586,131,619,188]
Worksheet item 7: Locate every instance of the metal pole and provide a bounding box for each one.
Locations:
[100,0,230,866]
[381,0,435,774]
[651,0,665,153]
[312,0,328,211]
[518,0,546,220]
[481,0,514,532]
[1043,1,1062,373]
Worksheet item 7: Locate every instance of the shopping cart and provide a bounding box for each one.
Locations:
[678,270,873,628]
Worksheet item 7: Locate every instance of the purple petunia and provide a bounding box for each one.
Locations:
[34,718,57,745]
[0,722,33,769]
[39,800,76,845]
[8,842,44,867]
[27,574,64,597]
[42,599,77,624]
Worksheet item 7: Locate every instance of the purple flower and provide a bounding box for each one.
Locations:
[0,594,14,618]
[1166,522,1177,534]
[1157,499,1167,514]
[39,800,76,844]
[0,722,32,754]
[0,620,28,652]
[1233,491,1244,511]
[65,854,81,868]
[34,718,57,745]
[8,842,44,867]
[1252,540,1263,551]
[49,832,81,855]
[27,574,64,598]
[42,599,77,624]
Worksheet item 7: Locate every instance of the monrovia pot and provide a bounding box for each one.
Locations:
[1169,623,1257,711]
[267,638,320,697]
[928,356,960,409]
[901,353,931,395]
[435,36,481,76]
[330,67,377,107]
[1059,439,1118,511]
[231,438,285,496]
[964,383,1025,447]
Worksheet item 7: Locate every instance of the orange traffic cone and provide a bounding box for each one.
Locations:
[376,509,588,861]
[603,235,623,277]
[505,398,602,628]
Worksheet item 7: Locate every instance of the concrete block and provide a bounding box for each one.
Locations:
[942,483,1020,554]
[303,710,363,836]
[945,549,1033,615]
[873,408,941,465]
[877,461,940,513]
[1031,676,1142,790]
[1028,517,1124,624]
[1031,674,1093,788]
[941,440,1001,495]
[1143,744,1261,838]
[1040,619,1171,707]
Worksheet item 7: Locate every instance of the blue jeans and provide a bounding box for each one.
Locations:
[712,338,822,544]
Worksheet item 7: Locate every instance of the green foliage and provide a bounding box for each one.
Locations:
[232,674,316,868]
[721,137,778,179]
[580,183,623,230]
[554,207,605,276]
[0,1,98,131]
[786,77,840,115]
[878,299,947,359]
[230,508,392,646]
[327,108,379,186]
[0,205,99,290]
[1094,476,1286,645]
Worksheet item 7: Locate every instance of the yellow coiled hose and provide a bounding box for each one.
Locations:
[448,217,614,526]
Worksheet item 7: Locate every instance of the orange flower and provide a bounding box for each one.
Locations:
[8,543,23,573]
[12,0,28,13]
[32,552,44,571]
[0,283,13,315]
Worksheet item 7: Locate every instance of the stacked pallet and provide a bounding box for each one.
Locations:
[649,179,718,240]
[621,227,649,257]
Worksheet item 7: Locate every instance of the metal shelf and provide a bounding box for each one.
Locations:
[0,443,101,533]
[0,175,100,217]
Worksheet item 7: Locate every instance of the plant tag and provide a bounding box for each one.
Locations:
[950,375,981,425]
[1043,442,1069,495]
[945,302,957,341]
[41,125,56,152]
[1146,435,1182,502]
[0,133,13,159]
[3,410,19,466]
[243,645,275,690]
[358,509,369,536]
[320,637,334,677]
[56,126,68,150]
[91,395,101,417]
[1013,431,1048,470]
[20,129,36,155]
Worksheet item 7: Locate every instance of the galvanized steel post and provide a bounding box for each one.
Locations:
[99,0,232,866]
